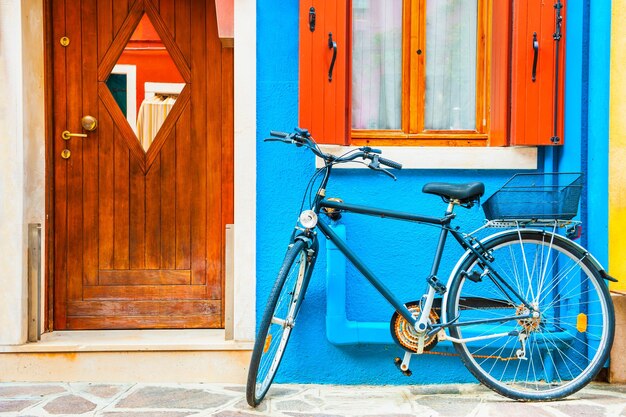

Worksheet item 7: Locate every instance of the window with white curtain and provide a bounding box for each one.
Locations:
[352,0,402,130]
[424,0,477,130]
[351,0,485,138]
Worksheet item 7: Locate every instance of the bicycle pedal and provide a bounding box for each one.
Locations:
[427,276,447,295]
[393,357,412,377]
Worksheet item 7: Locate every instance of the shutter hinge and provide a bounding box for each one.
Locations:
[553,0,563,41]
[550,0,564,145]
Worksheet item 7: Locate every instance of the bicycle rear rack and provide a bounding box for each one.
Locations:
[484,219,581,229]
[468,219,581,239]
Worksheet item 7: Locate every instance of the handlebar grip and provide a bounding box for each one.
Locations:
[270,131,289,138]
[378,156,402,170]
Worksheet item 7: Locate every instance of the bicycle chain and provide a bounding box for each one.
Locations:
[420,349,519,361]
[393,302,521,361]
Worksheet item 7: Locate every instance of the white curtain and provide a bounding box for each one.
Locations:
[425,0,477,130]
[352,0,402,130]
[136,95,177,151]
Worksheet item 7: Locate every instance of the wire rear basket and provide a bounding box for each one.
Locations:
[482,173,583,221]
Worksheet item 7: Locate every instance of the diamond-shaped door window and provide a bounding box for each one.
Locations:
[105,14,185,151]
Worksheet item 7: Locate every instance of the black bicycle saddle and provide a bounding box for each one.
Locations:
[422,182,485,203]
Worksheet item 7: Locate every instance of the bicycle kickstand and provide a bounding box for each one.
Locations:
[393,351,414,377]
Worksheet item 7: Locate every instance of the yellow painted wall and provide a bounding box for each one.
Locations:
[609,0,626,290]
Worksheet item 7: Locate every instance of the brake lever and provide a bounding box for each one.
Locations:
[368,159,397,180]
[377,167,397,180]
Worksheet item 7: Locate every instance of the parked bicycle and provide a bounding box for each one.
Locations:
[246,128,616,406]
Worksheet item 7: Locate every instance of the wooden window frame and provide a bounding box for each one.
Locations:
[350,0,500,147]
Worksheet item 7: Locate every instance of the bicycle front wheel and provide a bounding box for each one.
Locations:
[246,239,313,407]
[446,230,614,401]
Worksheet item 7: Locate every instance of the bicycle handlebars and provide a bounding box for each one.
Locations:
[265,129,403,177]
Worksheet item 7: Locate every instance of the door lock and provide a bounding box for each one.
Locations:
[61,130,88,140]
[61,149,71,159]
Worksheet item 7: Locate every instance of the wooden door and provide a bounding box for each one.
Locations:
[49,0,233,329]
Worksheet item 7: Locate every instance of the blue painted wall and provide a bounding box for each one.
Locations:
[256,0,605,384]
[585,0,611,268]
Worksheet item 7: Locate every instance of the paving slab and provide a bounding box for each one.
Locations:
[0,399,41,413]
[0,382,622,417]
[43,394,97,415]
[116,386,237,410]
[69,383,130,400]
[0,384,66,398]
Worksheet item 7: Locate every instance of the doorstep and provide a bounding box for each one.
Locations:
[0,329,253,353]
[0,330,252,383]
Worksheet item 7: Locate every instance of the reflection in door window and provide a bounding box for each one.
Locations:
[105,14,185,151]
[106,74,128,116]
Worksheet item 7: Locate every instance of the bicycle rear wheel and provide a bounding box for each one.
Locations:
[246,239,314,407]
[446,230,614,401]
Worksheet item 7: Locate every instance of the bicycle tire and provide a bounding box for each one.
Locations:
[446,230,614,401]
[246,240,313,407]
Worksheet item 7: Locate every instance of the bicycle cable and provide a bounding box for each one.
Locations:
[306,159,371,208]
[303,148,366,210]
[300,166,326,213]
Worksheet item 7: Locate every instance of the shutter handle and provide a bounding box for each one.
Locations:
[532,32,539,82]
[309,7,316,32]
[328,32,337,82]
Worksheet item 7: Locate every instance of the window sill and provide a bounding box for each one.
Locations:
[315,145,538,170]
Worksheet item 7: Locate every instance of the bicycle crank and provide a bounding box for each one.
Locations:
[390,300,441,353]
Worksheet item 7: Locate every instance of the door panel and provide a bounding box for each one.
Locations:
[51,0,228,329]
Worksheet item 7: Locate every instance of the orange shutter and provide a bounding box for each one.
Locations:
[510,0,566,146]
[489,0,512,147]
[299,0,350,145]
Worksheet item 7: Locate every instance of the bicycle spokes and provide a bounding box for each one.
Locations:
[448,231,613,399]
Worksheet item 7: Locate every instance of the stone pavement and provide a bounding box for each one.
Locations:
[0,382,624,417]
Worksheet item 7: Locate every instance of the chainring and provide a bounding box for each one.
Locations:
[390,300,441,353]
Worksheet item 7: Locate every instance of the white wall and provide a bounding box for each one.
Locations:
[0,0,46,345]
[0,0,27,345]
[233,0,256,341]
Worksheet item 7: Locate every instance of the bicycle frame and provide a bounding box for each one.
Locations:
[298,164,535,338]
[313,200,535,335]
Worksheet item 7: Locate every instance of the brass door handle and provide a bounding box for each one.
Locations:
[62,130,88,140]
